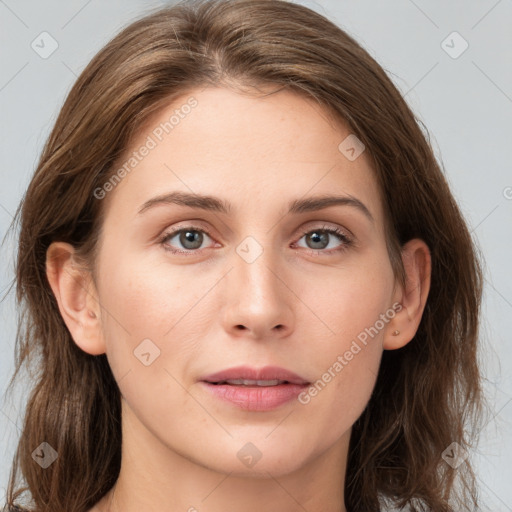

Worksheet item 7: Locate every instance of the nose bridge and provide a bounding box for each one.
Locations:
[233,233,283,303]
[223,232,294,336]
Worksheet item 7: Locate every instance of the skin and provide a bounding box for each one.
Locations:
[46,86,431,512]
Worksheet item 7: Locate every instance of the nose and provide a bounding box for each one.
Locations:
[221,245,295,340]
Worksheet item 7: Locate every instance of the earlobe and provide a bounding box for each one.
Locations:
[46,241,106,355]
[383,238,431,350]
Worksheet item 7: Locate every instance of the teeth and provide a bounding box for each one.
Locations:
[220,379,284,386]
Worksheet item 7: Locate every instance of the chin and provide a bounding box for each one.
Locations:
[195,439,313,478]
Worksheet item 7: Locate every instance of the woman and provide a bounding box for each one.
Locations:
[3,0,485,510]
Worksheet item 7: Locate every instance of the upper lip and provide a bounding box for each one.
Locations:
[201,365,310,385]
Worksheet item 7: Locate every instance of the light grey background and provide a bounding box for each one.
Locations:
[1,0,511,509]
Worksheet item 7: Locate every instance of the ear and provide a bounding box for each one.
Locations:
[383,238,431,350]
[46,241,106,355]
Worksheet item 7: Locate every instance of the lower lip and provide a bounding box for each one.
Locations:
[200,382,309,411]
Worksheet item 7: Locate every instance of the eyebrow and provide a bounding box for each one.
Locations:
[137,191,374,222]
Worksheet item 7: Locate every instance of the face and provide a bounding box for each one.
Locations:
[91,86,398,477]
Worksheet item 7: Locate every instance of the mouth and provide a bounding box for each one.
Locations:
[199,366,310,411]
[200,365,310,386]
[206,379,295,387]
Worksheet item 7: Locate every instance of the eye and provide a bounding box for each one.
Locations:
[158,225,215,255]
[294,225,353,255]
[158,224,353,256]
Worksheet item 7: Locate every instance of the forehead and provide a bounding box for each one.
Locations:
[101,86,384,225]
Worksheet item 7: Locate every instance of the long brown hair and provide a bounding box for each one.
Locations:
[3,0,486,510]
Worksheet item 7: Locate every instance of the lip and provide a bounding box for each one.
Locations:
[200,365,310,385]
[199,365,310,412]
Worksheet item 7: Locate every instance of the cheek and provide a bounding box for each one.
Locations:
[294,254,393,421]
[99,245,206,333]
[295,300,384,446]
[95,252,187,372]
[96,255,208,427]
[299,345,381,449]
[301,252,395,345]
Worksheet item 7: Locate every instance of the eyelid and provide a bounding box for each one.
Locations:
[297,220,354,239]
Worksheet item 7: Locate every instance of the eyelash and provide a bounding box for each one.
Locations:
[157,224,353,257]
